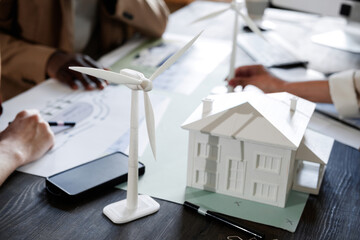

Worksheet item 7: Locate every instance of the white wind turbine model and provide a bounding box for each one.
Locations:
[69,32,202,224]
[193,0,265,92]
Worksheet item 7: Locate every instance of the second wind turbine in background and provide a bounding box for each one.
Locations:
[192,0,265,92]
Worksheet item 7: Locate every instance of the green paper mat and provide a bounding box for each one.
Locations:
[113,37,309,232]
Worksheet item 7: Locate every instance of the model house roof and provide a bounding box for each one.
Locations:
[296,128,334,165]
[182,92,316,149]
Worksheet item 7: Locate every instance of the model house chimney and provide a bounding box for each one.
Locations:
[290,97,298,111]
[202,97,214,115]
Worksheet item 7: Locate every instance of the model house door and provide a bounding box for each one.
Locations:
[227,158,246,195]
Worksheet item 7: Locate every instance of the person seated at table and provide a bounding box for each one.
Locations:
[0,45,54,186]
[228,64,360,118]
[0,0,169,100]
[0,109,55,186]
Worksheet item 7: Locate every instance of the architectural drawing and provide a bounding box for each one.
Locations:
[182,92,334,207]
[0,79,169,177]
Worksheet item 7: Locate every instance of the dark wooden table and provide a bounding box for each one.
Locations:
[0,141,359,240]
[1,1,360,239]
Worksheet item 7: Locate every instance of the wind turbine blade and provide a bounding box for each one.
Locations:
[234,8,266,40]
[143,92,156,159]
[191,7,230,24]
[149,31,203,81]
[69,67,142,85]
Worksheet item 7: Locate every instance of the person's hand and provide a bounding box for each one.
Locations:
[228,64,286,93]
[0,110,55,166]
[46,51,108,90]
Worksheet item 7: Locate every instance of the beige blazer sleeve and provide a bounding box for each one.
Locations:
[0,33,56,86]
[329,69,360,118]
[0,0,57,87]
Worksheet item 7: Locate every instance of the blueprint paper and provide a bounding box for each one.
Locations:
[1,80,170,177]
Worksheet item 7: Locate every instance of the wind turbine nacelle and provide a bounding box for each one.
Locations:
[231,0,244,10]
[120,69,152,92]
[120,69,146,80]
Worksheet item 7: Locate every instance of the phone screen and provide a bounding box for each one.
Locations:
[46,152,144,197]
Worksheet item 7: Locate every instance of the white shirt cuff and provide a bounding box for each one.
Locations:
[329,70,360,118]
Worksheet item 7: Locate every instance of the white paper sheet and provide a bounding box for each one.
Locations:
[0,80,170,177]
[309,112,360,150]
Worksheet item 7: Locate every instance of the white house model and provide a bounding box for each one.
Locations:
[181,91,334,207]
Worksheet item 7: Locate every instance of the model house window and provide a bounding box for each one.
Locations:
[197,142,207,158]
[253,182,278,201]
[256,154,281,174]
[197,143,220,161]
[227,159,246,194]
[207,144,220,161]
[195,170,218,189]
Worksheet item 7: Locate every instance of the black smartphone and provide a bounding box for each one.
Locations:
[46,151,145,201]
